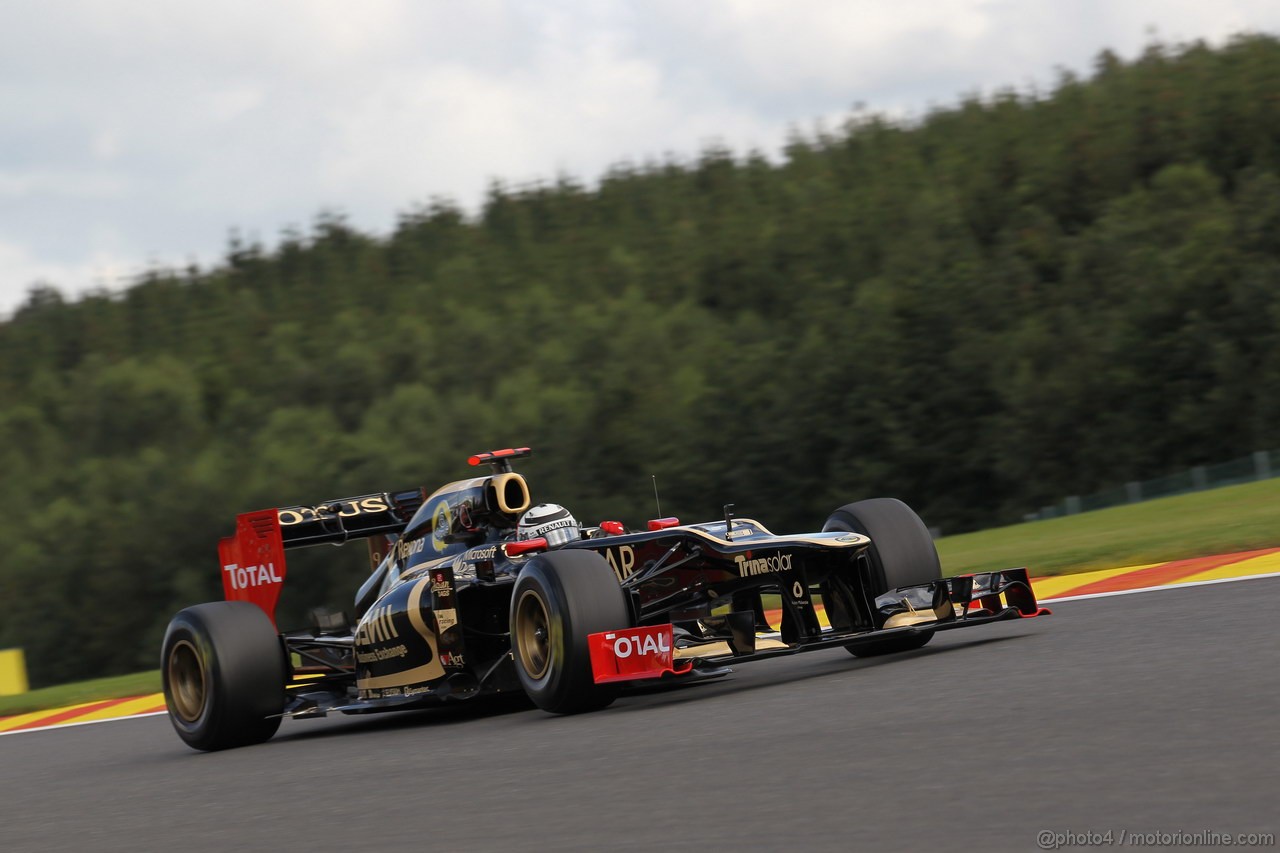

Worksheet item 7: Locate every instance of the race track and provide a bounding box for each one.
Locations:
[2,577,1277,852]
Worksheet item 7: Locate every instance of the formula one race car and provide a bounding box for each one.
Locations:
[161,448,1049,750]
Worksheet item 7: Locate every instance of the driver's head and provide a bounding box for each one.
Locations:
[517,504,581,548]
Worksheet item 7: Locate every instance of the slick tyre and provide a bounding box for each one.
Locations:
[161,601,286,751]
[511,550,629,714]
[823,498,942,657]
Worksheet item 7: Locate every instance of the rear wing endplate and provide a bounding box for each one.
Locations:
[218,510,288,628]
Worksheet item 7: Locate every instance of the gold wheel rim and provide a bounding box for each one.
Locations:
[168,639,206,722]
[514,589,552,680]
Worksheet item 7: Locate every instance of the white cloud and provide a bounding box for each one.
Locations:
[0,239,137,308]
[2,0,1279,317]
[207,87,267,125]
[0,170,129,200]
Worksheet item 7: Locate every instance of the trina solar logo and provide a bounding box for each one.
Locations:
[734,553,793,577]
[604,545,636,581]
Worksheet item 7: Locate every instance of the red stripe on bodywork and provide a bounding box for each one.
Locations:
[6,698,130,731]
[1059,548,1280,597]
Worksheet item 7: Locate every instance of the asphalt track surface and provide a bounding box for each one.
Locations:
[3,579,1277,852]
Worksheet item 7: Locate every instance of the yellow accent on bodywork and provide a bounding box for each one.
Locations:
[357,576,445,691]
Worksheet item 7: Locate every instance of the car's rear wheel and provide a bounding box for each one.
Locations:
[161,601,286,750]
[510,550,629,714]
[823,498,942,657]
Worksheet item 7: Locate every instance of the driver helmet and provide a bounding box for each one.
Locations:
[517,504,581,548]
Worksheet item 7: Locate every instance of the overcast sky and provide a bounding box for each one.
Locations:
[2,0,1278,317]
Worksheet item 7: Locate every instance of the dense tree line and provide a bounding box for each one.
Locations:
[2,36,1279,685]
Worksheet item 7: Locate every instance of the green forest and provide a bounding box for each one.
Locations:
[2,36,1279,686]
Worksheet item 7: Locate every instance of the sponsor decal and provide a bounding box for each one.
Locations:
[435,608,458,633]
[430,500,452,553]
[439,651,465,667]
[463,544,498,562]
[357,604,401,645]
[588,624,685,683]
[396,537,426,562]
[431,571,452,598]
[529,518,577,537]
[357,644,409,664]
[455,545,495,581]
[605,545,637,582]
[733,552,792,577]
[278,496,389,526]
[792,580,805,599]
[606,631,671,659]
[222,562,283,590]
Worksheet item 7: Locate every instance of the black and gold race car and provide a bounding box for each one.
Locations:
[161,448,1048,750]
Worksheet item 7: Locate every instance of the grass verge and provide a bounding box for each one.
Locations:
[937,477,1280,576]
[0,670,160,717]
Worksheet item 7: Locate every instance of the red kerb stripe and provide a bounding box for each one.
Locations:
[7,698,131,732]
[1061,548,1280,597]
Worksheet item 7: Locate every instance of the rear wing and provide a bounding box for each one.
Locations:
[217,488,426,627]
[274,488,428,548]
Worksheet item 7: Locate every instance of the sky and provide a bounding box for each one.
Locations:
[2,0,1279,317]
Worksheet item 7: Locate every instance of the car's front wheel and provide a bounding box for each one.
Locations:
[823,498,942,657]
[161,601,286,751]
[510,550,629,714]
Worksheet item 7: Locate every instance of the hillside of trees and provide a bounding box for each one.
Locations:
[2,36,1279,685]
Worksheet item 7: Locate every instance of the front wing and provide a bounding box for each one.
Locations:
[588,568,1049,682]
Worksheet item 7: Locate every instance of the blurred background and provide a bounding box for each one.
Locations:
[2,1,1279,686]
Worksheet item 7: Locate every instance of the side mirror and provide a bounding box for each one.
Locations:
[503,538,548,558]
